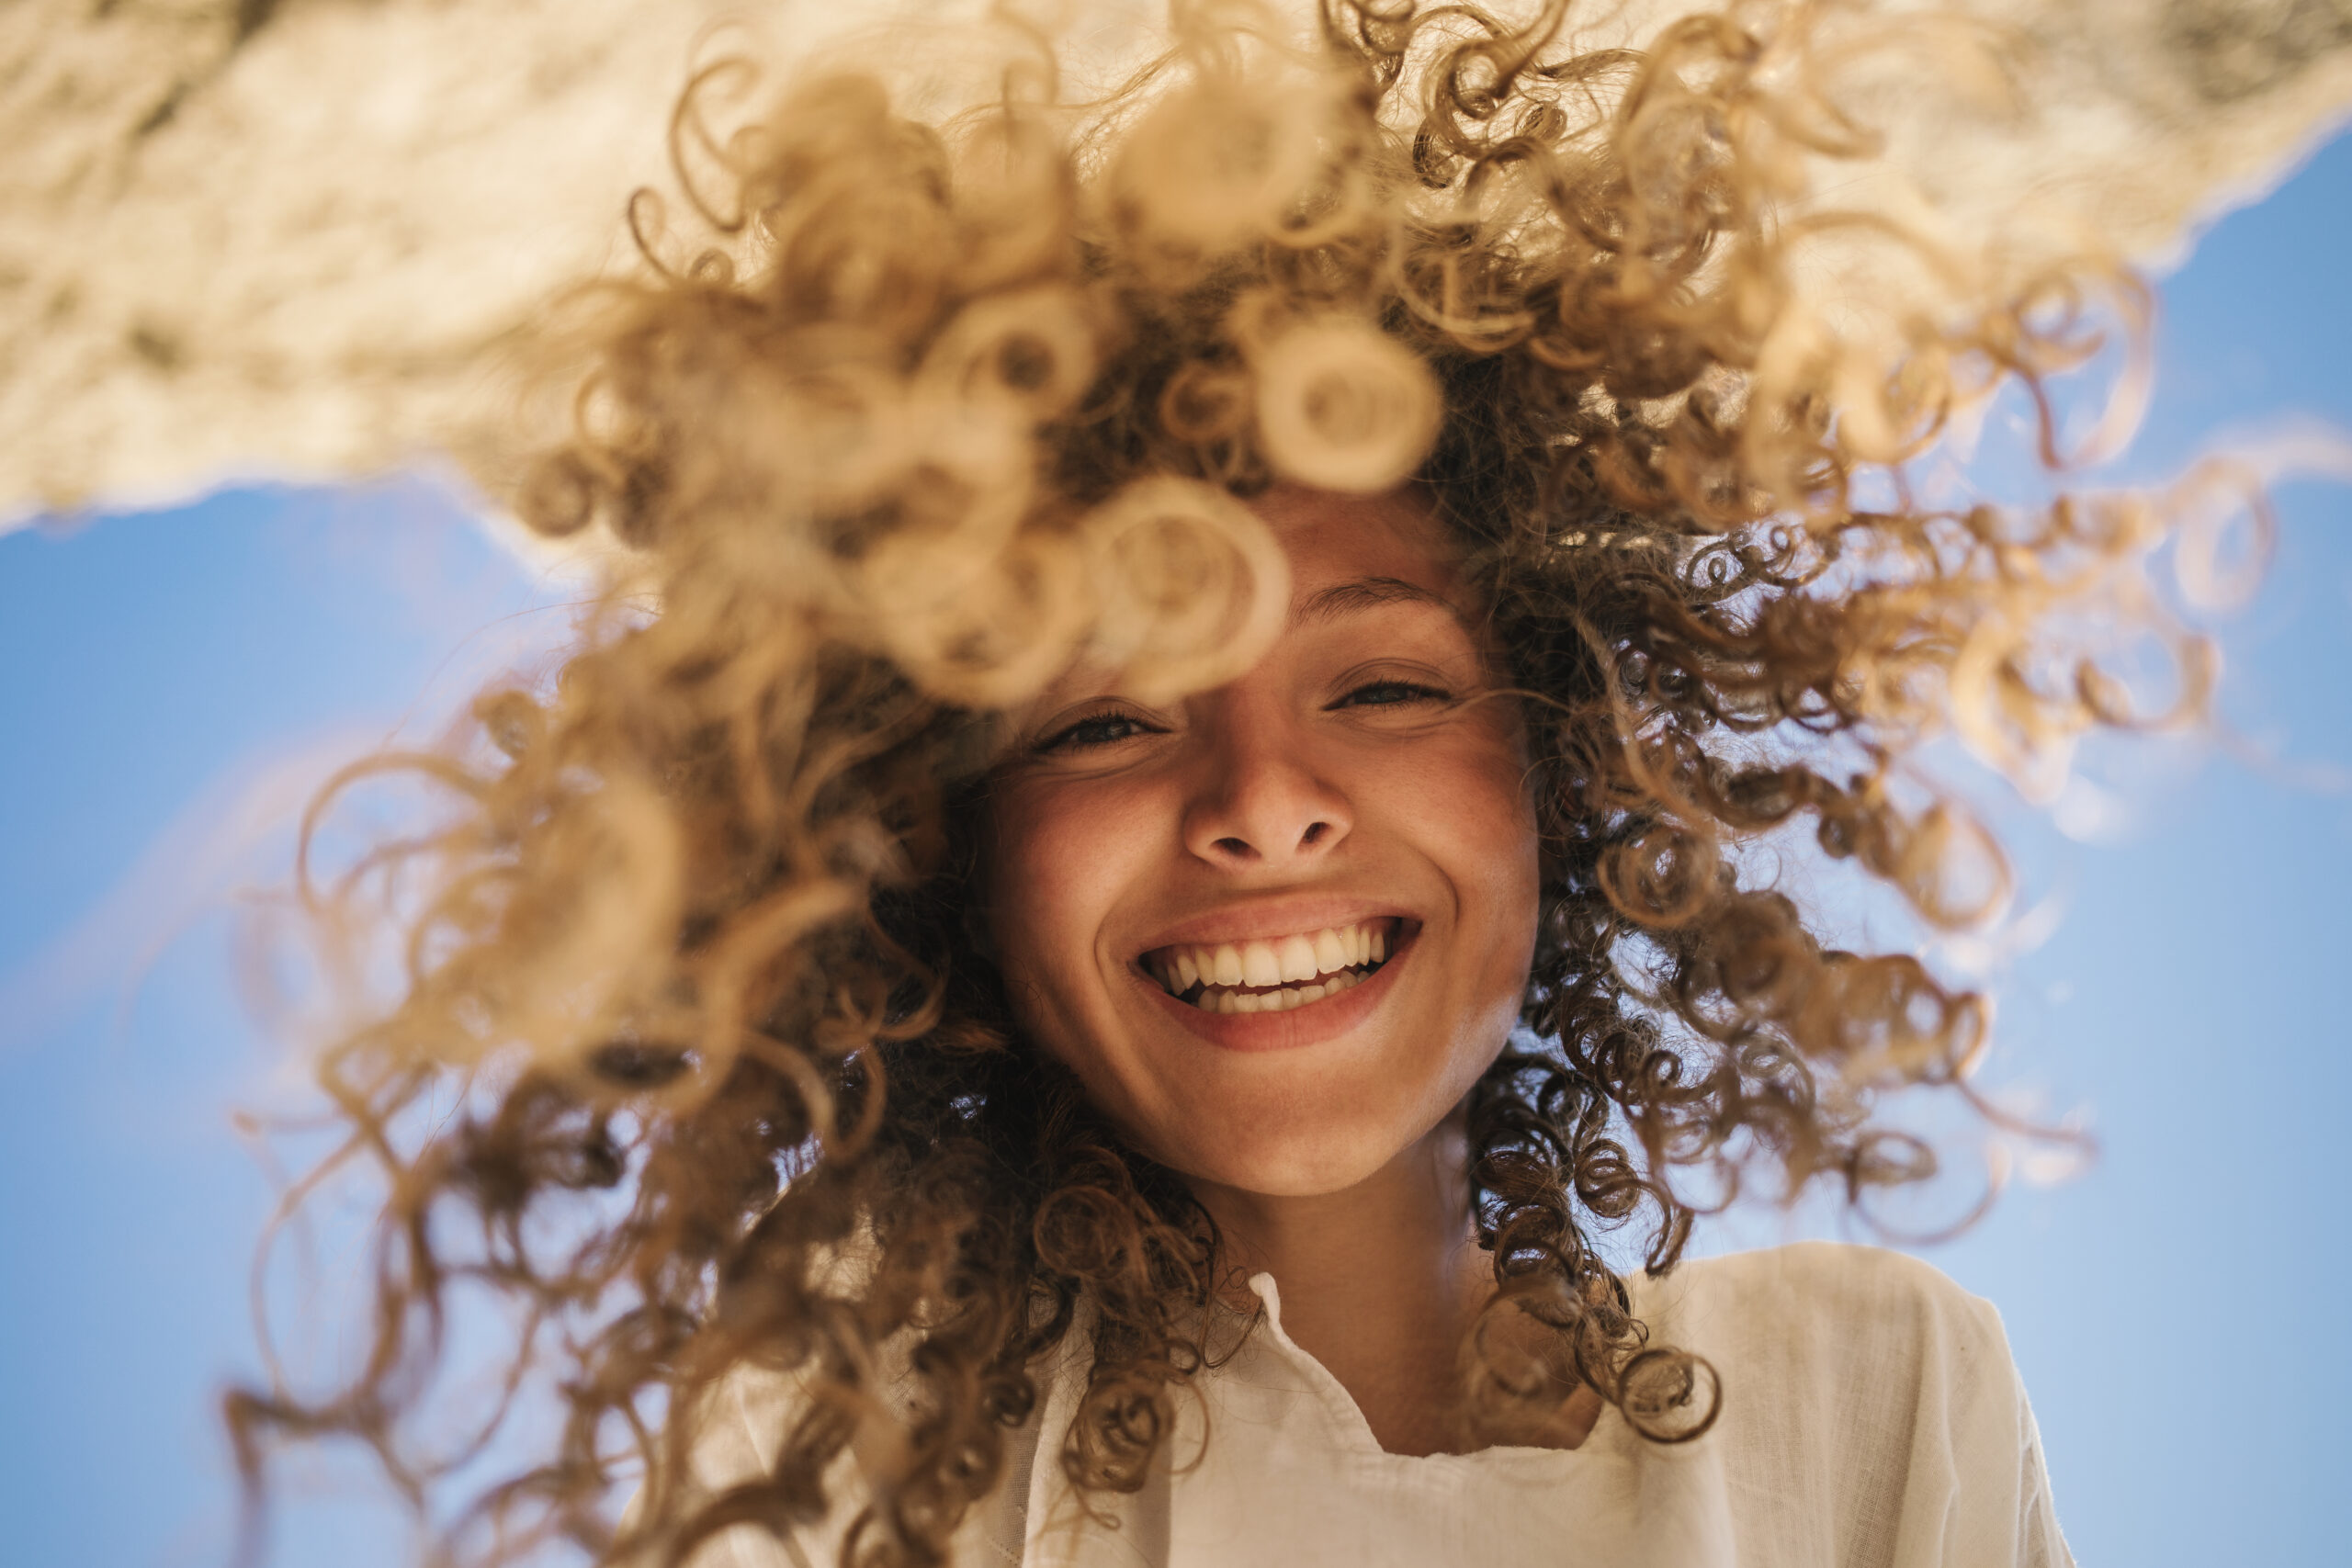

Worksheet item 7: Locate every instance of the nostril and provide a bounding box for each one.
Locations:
[1300,821,1330,847]
[1212,836,1252,857]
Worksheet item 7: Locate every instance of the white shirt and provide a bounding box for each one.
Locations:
[691,1241,2072,1567]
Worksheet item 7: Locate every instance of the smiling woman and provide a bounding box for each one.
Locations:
[987,489,1539,1194]
[225,3,2178,1565]
[984,488,1550,1461]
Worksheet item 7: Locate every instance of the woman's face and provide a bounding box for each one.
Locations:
[982,486,1542,1197]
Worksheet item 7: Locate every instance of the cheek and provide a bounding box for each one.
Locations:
[982,781,1148,1022]
[1403,722,1543,996]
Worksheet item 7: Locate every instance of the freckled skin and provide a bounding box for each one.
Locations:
[982,486,1543,1199]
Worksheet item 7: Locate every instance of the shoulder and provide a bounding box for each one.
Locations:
[1633,1239,2007,1377]
[1627,1241,2030,1471]
[1620,1244,2069,1566]
[1646,1236,1980,1307]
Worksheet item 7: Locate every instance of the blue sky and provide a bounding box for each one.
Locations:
[6,135,2352,1567]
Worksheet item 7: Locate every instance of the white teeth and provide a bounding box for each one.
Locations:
[1183,966,1370,1013]
[1163,921,1396,996]
[1149,919,1399,1009]
[1277,934,1319,984]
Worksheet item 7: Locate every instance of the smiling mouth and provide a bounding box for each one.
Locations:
[1140,918,1406,1015]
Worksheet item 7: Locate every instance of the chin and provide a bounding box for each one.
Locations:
[1147,1082,1455,1200]
[1186,1146,1389,1200]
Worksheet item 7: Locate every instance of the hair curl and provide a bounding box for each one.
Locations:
[228,3,2198,1564]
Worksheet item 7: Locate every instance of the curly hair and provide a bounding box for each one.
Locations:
[226,2,2199,1564]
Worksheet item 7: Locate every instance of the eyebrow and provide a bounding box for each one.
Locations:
[1294,575,1465,627]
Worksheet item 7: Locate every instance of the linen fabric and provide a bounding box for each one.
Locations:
[687,1240,2072,1567]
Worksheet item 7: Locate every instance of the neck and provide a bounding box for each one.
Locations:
[1188,1115,1488,1456]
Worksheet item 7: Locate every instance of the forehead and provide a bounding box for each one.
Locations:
[1247,484,1464,609]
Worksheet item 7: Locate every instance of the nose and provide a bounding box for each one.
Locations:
[1180,690,1351,868]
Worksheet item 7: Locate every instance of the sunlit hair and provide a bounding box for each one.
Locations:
[228,2,2213,1563]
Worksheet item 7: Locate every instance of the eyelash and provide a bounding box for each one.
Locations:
[1040,710,1157,751]
[1335,679,1452,710]
[1037,681,1453,753]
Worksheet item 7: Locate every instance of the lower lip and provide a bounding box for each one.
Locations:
[1134,928,1417,1054]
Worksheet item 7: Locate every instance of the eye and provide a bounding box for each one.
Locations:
[1334,679,1452,710]
[1039,708,1159,752]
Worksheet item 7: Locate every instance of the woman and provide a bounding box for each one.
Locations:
[234,2,2155,1562]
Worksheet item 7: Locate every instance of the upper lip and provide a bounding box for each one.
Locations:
[1130,896,1419,959]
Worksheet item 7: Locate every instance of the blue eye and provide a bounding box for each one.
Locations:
[1041,710,1155,751]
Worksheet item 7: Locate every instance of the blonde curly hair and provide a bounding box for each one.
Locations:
[228,3,2202,1564]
